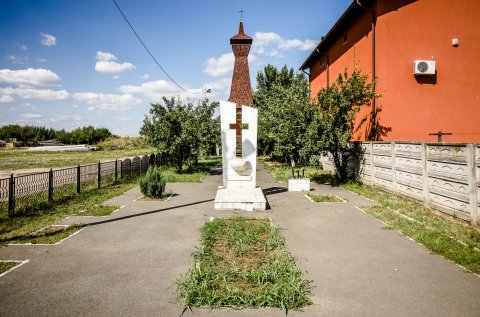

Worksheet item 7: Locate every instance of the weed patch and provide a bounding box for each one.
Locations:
[8,225,84,245]
[307,194,343,203]
[177,217,312,313]
[0,261,18,274]
[79,205,120,216]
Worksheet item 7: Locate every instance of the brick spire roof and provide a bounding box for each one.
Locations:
[228,21,253,106]
[230,22,253,44]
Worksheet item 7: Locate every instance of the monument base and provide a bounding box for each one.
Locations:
[287,178,311,192]
[214,187,266,211]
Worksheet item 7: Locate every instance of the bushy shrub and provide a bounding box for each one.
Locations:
[97,136,150,151]
[139,167,166,198]
[309,155,322,169]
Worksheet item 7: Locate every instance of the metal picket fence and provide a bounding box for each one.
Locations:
[0,153,159,217]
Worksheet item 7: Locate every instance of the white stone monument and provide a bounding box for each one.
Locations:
[214,20,266,211]
[214,101,266,211]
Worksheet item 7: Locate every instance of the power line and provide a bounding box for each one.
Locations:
[112,0,196,94]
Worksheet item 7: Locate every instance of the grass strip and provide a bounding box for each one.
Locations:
[307,194,343,203]
[8,225,85,245]
[177,217,312,313]
[0,261,18,274]
[342,182,480,274]
[259,157,335,184]
[79,205,120,216]
[0,180,137,247]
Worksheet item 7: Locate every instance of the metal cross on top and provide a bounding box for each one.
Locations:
[229,104,249,157]
[238,8,244,21]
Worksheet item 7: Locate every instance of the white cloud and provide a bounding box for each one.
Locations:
[119,79,201,101]
[6,55,28,65]
[204,53,257,77]
[17,88,70,100]
[142,73,149,80]
[20,44,28,50]
[48,115,82,123]
[95,61,135,74]
[203,77,231,100]
[0,87,70,100]
[252,32,317,56]
[0,95,14,103]
[71,104,78,108]
[96,51,116,61]
[254,32,283,47]
[0,68,61,87]
[21,113,42,118]
[279,39,317,51]
[204,53,234,77]
[95,51,135,74]
[15,115,85,130]
[36,58,48,63]
[73,92,141,111]
[40,33,56,46]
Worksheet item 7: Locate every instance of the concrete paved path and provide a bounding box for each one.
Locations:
[1,163,479,316]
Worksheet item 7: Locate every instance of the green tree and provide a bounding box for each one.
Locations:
[254,65,314,166]
[140,97,219,171]
[0,124,112,145]
[311,68,379,181]
[194,99,220,157]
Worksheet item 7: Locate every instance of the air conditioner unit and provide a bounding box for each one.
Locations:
[413,60,436,75]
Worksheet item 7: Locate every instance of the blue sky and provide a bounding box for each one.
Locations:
[0,0,351,136]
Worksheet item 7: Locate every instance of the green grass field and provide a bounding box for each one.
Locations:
[0,147,156,171]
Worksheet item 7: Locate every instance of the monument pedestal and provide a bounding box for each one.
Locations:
[215,186,266,211]
[288,178,311,192]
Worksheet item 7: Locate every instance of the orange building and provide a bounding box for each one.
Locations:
[300,0,480,142]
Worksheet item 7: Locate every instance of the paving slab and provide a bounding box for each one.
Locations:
[0,164,479,316]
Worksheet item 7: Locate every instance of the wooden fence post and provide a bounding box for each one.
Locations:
[48,168,53,202]
[77,165,81,193]
[120,160,123,179]
[8,174,14,217]
[97,161,101,189]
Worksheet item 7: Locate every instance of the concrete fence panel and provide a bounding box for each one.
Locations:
[353,141,479,224]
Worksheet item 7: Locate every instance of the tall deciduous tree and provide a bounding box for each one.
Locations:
[140,97,219,171]
[311,68,379,181]
[254,65,314,166]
